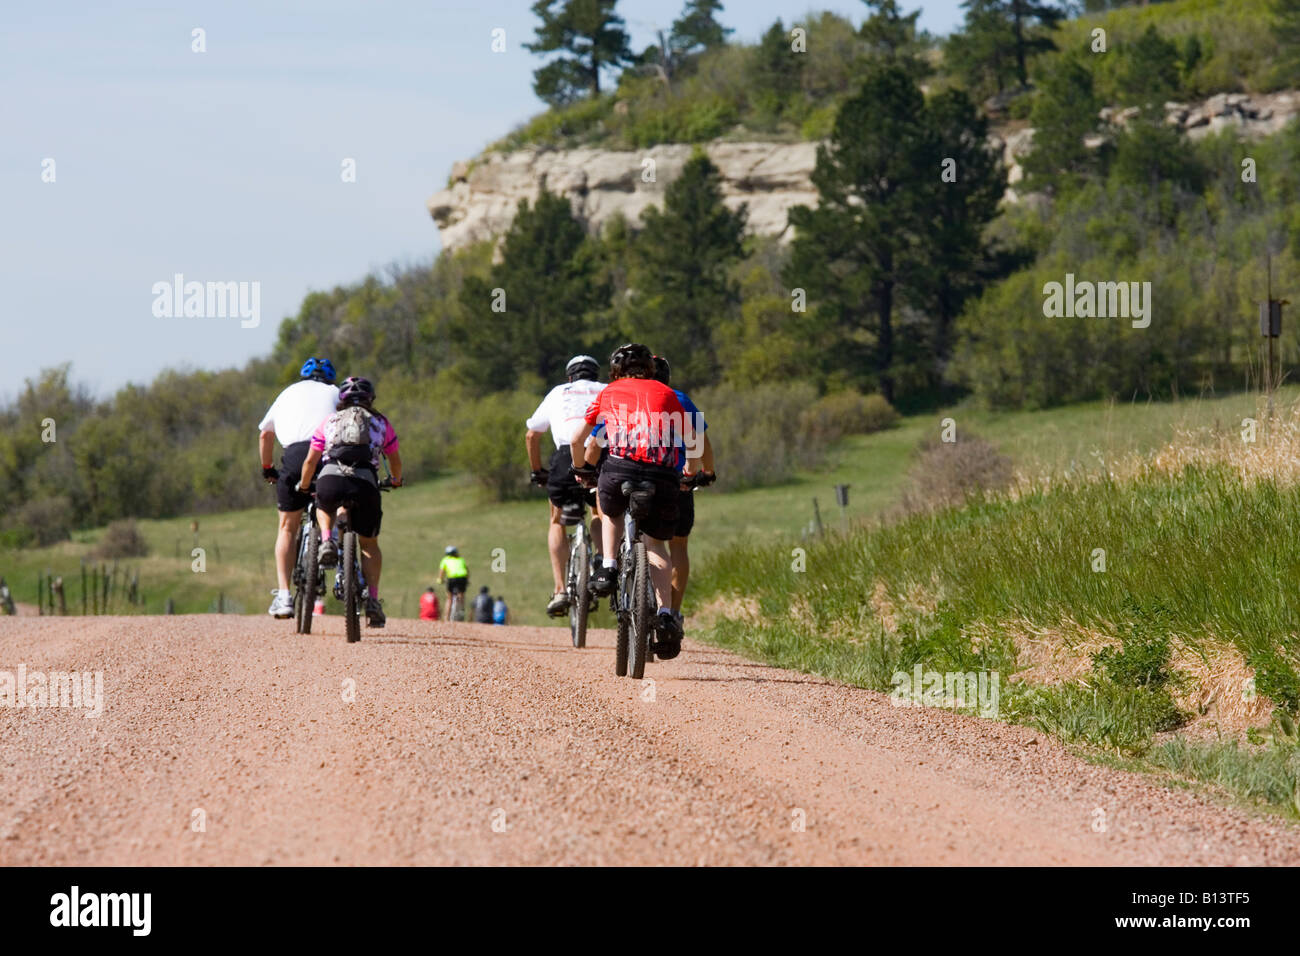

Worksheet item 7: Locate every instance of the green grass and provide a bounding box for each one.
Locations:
[5,386,1294,628]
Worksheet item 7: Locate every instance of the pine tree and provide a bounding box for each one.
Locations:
[670,0,732,55]
[749,19,805,123]
[859,0,930,78]
[913,89,1006,367]
[525,0,633,106]
[1275,0,1300,85]
[1021,53,1104,193]
[628,152,747,388]
[458,189,610,387]
[785,65,937,402]
[947,0,1062,94]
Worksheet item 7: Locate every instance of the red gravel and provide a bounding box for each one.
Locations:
[0,614,1296,865]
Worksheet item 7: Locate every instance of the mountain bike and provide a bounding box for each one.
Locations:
[447,587,464,622]
[557,487,600,649]
[328,477,395,643]
[292,498,322,634]
[613,480,658,679]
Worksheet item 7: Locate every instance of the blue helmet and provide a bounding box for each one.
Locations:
[300,357,336,384]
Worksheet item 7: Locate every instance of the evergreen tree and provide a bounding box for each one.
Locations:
[628,152,747,388]
[913,89,1006,366]
[670,0,732,55]
[749,19,805,122]
[1119,25,1181,107]
[1022,54,1104,193]
[785,65,937,402]
[859,0,930,78]
[525,0,633,106]
[944,0,1018,96]
[458,189,610,387]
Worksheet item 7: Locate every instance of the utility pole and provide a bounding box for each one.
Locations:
[1261,252,1289,419]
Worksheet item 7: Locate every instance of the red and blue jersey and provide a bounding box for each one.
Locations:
[585,378,690,468]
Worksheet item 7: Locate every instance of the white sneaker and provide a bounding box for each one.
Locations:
[267,590,293,618]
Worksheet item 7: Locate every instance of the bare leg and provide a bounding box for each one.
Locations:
[645,537,673,610]
[359,535,382,594]
[275,510,301,591]
[548,504,567,593]
[669,535,689,611]
[602,512,623,564]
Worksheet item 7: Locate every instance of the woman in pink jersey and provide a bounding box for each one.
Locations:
[298,376,403,628]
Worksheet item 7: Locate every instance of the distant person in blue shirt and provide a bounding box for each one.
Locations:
[492,595,509,625]
[651,356,716,631]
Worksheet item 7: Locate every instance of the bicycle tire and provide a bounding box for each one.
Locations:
[343,532,361,643]
[569,527,589,649]
[297,525,321,634]
[629,539,651,679]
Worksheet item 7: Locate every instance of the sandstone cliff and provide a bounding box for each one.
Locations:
[427,90,1300,252]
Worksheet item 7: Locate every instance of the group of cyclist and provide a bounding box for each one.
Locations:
[258,359,402,629]
[259,342,715,658]
[525,344,715,660]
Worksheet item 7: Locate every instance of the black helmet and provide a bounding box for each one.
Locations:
[652,355,670,386]
[610,343,653,380]
[565,354,599,381]
[337,376,375,408]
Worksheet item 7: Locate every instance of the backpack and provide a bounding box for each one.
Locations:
[328,406,375,469]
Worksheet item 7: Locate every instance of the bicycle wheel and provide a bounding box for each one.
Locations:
[628,540,652,679]
[342,531,361,644]
[569,527,589,649]
[297,525,321,634]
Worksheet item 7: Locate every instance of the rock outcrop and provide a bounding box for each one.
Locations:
[428,90,1300,252]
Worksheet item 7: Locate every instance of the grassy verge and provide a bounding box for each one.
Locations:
[690,392,1300,818]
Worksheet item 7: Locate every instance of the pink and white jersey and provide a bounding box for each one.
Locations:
[310,410,399,470]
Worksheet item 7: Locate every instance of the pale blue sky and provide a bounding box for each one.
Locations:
[1,0,964,397]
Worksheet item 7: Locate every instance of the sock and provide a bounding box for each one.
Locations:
[278,589,289,599]
[658,606,672,616]
[370,588,379,601]
[603,557,617,570]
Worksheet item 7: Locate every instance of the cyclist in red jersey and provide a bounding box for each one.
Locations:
[570,343,701,657]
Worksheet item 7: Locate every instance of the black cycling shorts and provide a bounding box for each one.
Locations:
[597,456,680,542]
[547,444,602,510]
[315,474,382,538]
[673,485,695,538]
[446,576,469,594]
[276,441,320,512]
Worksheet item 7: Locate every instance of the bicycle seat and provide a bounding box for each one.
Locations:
[560,498,585,526]
[621,480,656,521]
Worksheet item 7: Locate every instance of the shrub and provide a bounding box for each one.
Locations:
[1,496,74,547]
[799,390,898,445]
[93,519,150,559]
[451,390,539,501]
[898,432,1013,514]
[692,381,819,490]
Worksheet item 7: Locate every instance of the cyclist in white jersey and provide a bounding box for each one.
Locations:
[525,355,607,617]
[257,358,340,618]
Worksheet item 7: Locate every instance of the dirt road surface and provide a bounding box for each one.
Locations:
[1,614,1296,866]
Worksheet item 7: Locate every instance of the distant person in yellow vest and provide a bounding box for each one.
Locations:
[438,546,469,619]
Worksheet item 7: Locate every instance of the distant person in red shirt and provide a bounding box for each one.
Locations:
[571,343,701,659]
[419,586,440,621]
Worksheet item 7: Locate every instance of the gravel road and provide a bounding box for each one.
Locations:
[1,614,1296,865]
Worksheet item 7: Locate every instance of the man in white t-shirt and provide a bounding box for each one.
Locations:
[524,355,606,617]
[257,358,340,617]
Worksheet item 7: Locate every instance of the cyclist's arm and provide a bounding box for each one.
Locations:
[299,446,322,490]
[259,430,276,470]
[570,423,595,470]
[387,449,403,485]
[680,413,701,477]
[525,429,546,471]
[702,432,715,473]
